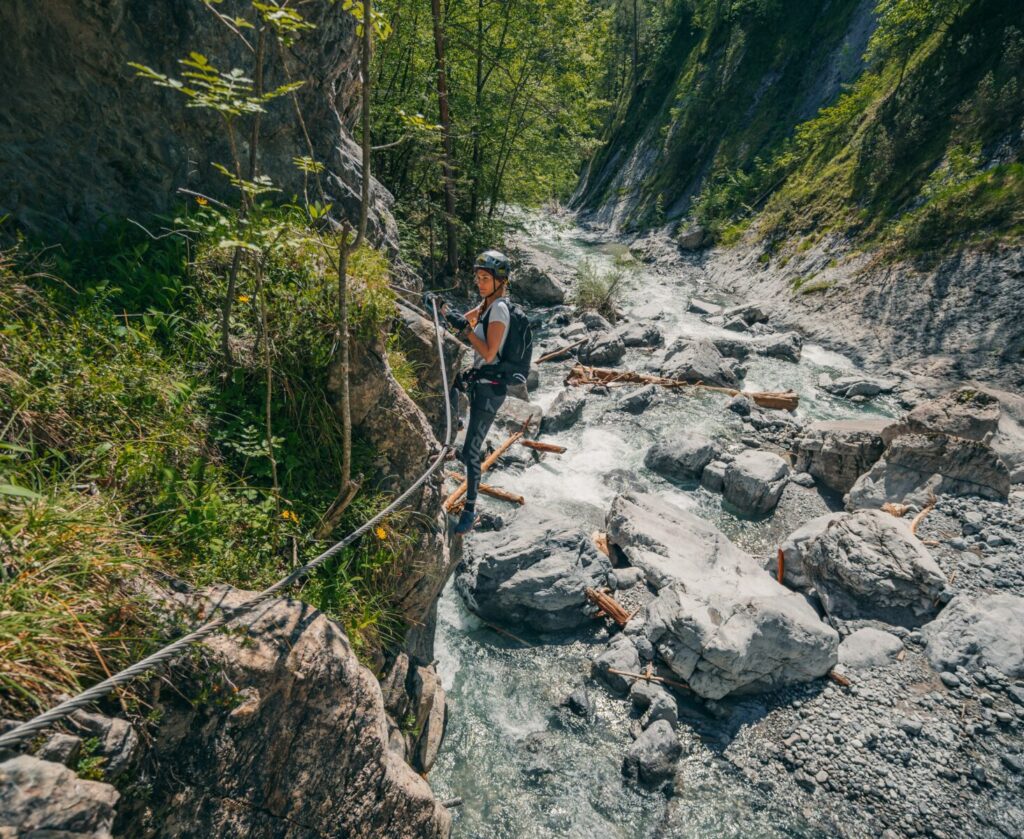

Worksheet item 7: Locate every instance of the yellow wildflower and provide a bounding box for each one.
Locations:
[374,525,388,540]
[195,196,208,206]
[237,294,251,304]
[281,509,299,524]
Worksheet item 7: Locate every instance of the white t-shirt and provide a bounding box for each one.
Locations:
[471,298,510,369]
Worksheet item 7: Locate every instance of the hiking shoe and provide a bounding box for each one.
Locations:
[452,508,477,535]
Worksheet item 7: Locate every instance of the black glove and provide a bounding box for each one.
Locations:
[444,309,470,334]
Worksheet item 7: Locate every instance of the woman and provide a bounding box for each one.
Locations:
[439,250,512,535]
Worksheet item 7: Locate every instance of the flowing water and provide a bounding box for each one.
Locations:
[430,213,899,838]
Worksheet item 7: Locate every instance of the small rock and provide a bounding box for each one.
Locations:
[36,733,83,768]
[622,719,683,792]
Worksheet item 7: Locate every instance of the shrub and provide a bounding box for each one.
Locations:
[570,258,625,322]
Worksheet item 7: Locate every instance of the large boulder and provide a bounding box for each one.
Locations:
[617,384,658,415]
[593,634,641,693]
[722,303,769,325]
[118,588,452,838]
[979,385,1024,483]
[579,331,627,366]
[800,510,946,627]
[794,419,898,494]
[492,396,544,438]
[751,331,803,363]
[508,242,570,305]
[660,338,741,388]
[721,450,789,517]
[906,387,1001,442]
[643,431,720,482]
[0,755,119,838]
[846,432,1011,509]
[606,493,838,699]
[540,389,586,434]
[677,225,709,251]
[456,508,611,632]
[922,594,1024,678]
[622,719,683,792]
[618,322,664,348]
[776,512,846,591]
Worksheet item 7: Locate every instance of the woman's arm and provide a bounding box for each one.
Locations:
[465,319,506,363]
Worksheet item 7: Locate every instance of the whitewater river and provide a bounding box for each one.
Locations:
[430,213,899,838]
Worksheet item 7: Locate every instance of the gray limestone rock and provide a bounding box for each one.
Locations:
[794,419,898,494]
[660,338,740,388]
[607,493,838,699]
[579,331,627,366]
[581,311,614,332]
[751,331,803,363]
[923,594,1024,678]
[822,375,899,399]
[701,460,727,493]
[68,711,139,780]
[622,719,683,792]
[777,512,846,591]
[688,298,723,316]
[456,507,611,632]
[609,567,646,590]
[617,384,658,414]
[593,635,641,693]
[629,680,679,728]
[119,587,452,838]
[711,336,753,360]
[722,303,769,325]
[540,389,586,434]
[721,450,789,517]
[508,242,571,305]
[36,732,84,768]
[838,628,905,669]
[845,432,1011,509]
[800,510,946,627]
[0,755,118,838]
[618,322,664,348]
[677,226,709,251]
[644,431,720,482]
[906,387,1001,442]
[492,396,544,438]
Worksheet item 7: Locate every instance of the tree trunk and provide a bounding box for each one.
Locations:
[337,221,354,490]
[356,0,373,247]
[430,0,458,276]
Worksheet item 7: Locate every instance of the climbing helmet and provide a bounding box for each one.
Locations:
[473,249,511,281]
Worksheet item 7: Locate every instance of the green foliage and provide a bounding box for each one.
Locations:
[570,259,625,322]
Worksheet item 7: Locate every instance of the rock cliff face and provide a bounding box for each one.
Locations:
[0,0,397,248]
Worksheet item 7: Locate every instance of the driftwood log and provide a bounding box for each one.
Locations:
[444,427,526,512]
[585,587,630,626]
[447,475,525,505]
[537,337,588,364]
[520,439,567,454]
[607,667,692,692]
[564,364,799,411]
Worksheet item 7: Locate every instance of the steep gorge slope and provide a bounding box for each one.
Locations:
[574,0,1024,384]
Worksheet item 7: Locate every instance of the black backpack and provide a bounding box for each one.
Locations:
[479,299,533,386]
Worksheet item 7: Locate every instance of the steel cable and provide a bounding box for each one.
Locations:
[0,299,454,751]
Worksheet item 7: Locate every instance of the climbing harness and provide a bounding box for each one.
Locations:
[0,300,454,751]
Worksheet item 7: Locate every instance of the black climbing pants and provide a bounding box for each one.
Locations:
[460,380,506,505]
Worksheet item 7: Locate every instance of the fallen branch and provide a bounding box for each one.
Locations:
[881,501,910,518]
[315,479,361,539]
[592,531,610,557]
[776,546,785,583]
[585,587,630,627]
[444,427,527,511]
[564,364,799,411]
[607,667,692,692]
[828,669,852,687]
[447,474,525,505]
[520,439,566,454]
[537,337,588,364]
[909,493,937,536]
[481,620,531,646]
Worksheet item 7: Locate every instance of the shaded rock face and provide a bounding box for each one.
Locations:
[0,0,398,247]
[923,593,1024,678]
[593,635,641,693]
[821,375,898,399]
[618,322,664,348]
[777,512,846,591]
[721,450,789,517]
[794,419,896,494]
[579,331,627,366]
[800,510,946,627]
[621,719,682,792]
[846,432,1011,509]
[455,508,611,632]
[0,755,119,839]
[607,493,838,699]
[121,588,451,838]
[541,389,586,434]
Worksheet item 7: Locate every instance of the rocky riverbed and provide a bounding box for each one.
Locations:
[429,212,1024,839]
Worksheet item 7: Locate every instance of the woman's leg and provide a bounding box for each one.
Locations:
[457,383,505,528]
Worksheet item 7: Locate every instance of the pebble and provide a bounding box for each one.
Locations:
[939,672,960,689]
